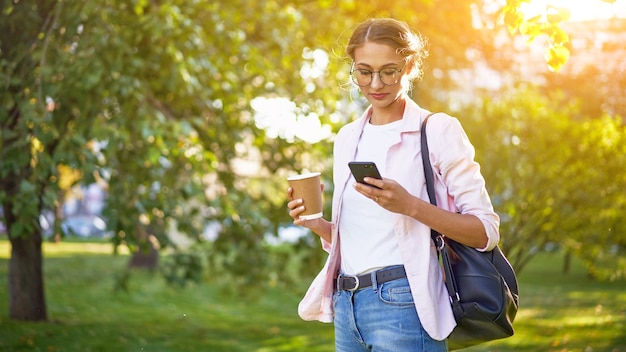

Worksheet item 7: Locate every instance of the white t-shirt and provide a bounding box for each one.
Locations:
[339,118,405,275]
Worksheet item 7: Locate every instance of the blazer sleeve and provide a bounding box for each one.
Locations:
[427,115,500,251]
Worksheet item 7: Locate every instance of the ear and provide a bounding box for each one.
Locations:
[404,60,415,76]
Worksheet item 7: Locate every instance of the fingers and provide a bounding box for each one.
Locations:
[353,183,382,204]
[290,202,313,227]
[287,198,303,210]
[353,178,395,205]
[292,217,308,227]
[363,177,384,190]
[354,178,384,194]
[287,197,305,220]
[287,187,302,213]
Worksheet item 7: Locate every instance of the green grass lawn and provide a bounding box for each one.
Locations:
[0,239,625,351]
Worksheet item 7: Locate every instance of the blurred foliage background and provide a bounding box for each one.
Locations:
[1,0,625,321]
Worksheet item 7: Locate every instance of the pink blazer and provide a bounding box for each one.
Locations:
[297,97,500,340]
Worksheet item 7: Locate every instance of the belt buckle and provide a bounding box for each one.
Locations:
[343,275,359,292]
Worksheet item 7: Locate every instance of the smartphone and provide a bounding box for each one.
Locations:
[348,161,382,188]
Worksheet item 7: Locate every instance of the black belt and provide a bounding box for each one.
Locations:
[336,266,407,291]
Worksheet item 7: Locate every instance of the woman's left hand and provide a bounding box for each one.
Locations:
[353,177,415,215]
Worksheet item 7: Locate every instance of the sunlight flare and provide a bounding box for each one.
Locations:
[519,0,626,21]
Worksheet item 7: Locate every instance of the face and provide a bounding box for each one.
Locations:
[352,41,410,111]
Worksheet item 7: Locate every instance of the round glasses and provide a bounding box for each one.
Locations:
[350,64,405,87]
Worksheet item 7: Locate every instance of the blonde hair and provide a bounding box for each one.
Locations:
[346,18,428,83]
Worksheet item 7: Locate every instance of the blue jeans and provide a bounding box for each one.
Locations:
[333,273,448,352]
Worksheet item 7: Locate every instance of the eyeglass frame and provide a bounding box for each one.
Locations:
[349,62,407,87]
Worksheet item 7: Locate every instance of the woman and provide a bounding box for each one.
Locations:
[287,18,500,351]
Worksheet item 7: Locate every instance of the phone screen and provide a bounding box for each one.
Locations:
[348,162,382,188]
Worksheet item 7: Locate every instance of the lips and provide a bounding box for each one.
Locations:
[370,93,388,100]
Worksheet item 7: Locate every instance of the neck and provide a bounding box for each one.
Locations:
[369,97,406,125]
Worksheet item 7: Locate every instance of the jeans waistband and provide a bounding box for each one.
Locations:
[335,266,406,291]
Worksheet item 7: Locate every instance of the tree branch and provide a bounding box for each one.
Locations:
[37,0,64,113]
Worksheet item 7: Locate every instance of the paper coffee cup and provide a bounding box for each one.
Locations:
[287,172,323,220]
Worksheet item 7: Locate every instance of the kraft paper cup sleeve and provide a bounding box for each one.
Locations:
[287,172,323,220]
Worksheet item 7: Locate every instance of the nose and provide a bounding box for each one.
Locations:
[370,72,384,89]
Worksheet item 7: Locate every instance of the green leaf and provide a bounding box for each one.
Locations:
[545,45,570,72]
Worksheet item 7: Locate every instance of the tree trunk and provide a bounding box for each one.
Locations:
[8,230,47,321]
[562,250,571,275]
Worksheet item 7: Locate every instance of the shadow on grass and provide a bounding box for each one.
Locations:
[0,252,334,352]
[1,242,625,351]
[0,317,332,351]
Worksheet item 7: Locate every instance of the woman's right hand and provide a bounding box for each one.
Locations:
[286,186,332,242]
[286,186,318,227]
[286,186,306,222]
